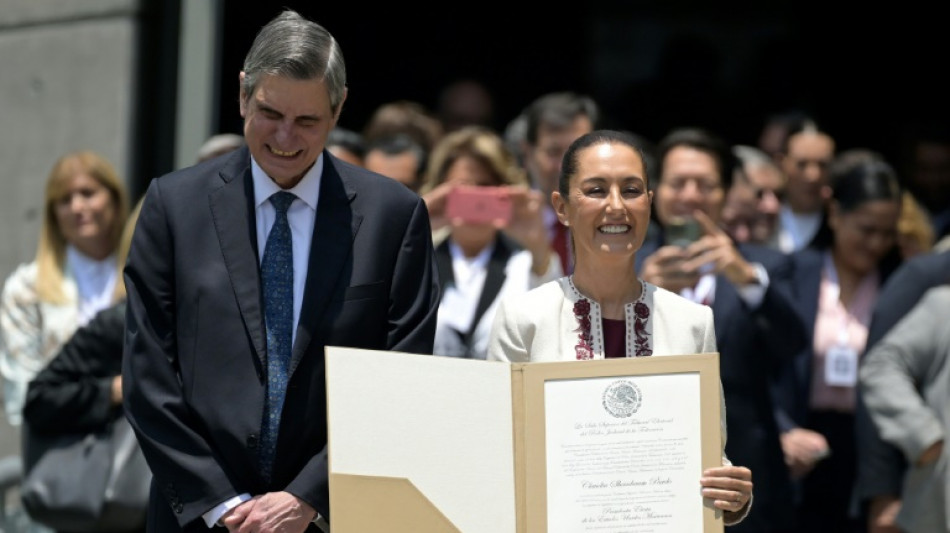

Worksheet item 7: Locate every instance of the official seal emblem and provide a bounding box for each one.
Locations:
[602,379,642,418]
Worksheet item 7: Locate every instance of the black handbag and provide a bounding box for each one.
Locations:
[20,413,151,532]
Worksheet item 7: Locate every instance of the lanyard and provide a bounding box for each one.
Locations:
[822,251,851,347]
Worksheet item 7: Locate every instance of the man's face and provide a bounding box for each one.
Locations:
[721,180,759,243]
[741,163,784,243]
[908,141,950,212]
[780,131,834,213]
[240,73,342,189]
[364,150,420,190]
[655,146,724,227]
[524,116,593,200]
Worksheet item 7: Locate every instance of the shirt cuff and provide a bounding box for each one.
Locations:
[203,493,252,528]
[736,263,769,308]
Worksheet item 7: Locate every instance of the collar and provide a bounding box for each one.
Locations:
[566,276,653,359]
[251,152,323,210]
[66,246,115,285]
[447,239,494,270]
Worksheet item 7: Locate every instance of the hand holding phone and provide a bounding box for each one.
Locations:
[666,216,702,247]
[445,185,512,225]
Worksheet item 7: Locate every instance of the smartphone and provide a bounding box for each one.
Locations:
[445,185,512,225]
[666,216,702,247]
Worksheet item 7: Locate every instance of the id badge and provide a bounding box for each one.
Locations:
[824,345,859,387]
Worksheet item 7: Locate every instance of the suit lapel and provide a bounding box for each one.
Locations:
[797,250,823,330]
[711,275,737,343]
[291,155,357,368]
[434,240,454,294]
[794,249,823,386]
[209,149,267,364]
[469,234,514,336]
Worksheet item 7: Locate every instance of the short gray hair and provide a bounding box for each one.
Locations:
[241,9,347,113]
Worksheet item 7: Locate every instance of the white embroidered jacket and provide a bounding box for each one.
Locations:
[487,276,751,524]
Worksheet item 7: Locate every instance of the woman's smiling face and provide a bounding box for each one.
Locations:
[553,141,653,263]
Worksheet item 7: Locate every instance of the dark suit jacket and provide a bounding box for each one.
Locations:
[24,300,127,435]
[774,247,901,432]
[122,147,440,532]
[636,235,806,531]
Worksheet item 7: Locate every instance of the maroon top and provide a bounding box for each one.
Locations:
[603,318,626,358]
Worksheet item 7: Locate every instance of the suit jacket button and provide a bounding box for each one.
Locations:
[247,434,258,449]
[174,503,184,514]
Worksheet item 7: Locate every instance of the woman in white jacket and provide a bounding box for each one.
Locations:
[488,129,753,526]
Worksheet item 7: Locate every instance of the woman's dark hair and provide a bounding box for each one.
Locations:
[809,151,903,256]
[832,156,901,212]
[558,129,649,197]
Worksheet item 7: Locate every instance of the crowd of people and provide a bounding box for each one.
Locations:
[2,7,949,533]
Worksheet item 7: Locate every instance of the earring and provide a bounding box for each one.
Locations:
[562,220,570,227]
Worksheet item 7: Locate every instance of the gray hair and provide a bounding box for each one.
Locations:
[733,144,778,172]
[241,9,347,113]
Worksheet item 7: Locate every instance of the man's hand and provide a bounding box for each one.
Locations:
[640,245,701,294]
[110,375,123,406]
[780,428,830,480]
[680,210,759,286]
[221,491,316,533]
[867,495,902,533]
[916,439,943,466]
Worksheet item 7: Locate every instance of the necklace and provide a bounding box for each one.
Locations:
[568,276,652,359]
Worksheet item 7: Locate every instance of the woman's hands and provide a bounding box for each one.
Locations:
[700,464,753,515]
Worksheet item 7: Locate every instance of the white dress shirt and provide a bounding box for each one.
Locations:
[203,154,323,528]
[679,264,769,309]
[67,245,117,326]
[251,154,323,344]
[778,205,822,253]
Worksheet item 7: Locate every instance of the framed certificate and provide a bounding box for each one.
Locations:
[519,354,723,533]
[326,348,724,533]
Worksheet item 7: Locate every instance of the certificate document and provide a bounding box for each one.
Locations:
[326,348,723,533]
[544,373,703,533]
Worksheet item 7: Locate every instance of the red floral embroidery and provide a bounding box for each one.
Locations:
[573,299,593,360]
[570,282,651,358]
[634,302,652,356]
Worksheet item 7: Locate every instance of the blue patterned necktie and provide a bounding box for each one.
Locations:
[259,190,295,482]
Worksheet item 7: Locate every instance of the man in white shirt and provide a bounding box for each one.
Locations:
[122,10,439,533]
[775,120,836,253]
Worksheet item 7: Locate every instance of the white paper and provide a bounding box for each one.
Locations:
[326,348,517,532]
[544,372,704,533]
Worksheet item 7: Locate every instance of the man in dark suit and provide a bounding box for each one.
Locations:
[636,128,806,533]
[122,10,439,533]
